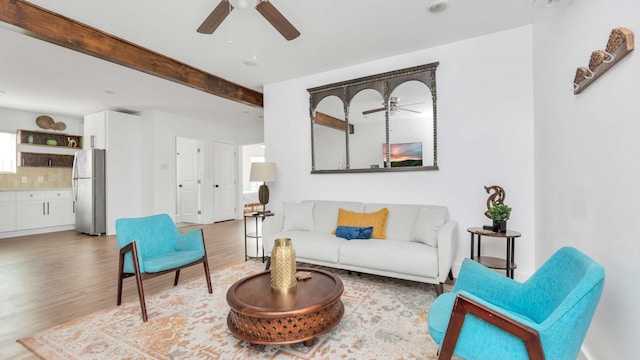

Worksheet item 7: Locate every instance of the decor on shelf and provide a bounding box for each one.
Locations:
[35,115,54,129]
[572,27,634,94]
[270,238,297,291]
[67,137,78,148]
[483,185,506,219]
[488,203,511,233]
[35,115,67,131]
[249,162,277,210]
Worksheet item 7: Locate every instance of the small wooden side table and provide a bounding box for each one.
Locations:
[467,227,522,279]
[244,211,274,262]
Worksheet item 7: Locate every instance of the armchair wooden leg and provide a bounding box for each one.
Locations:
[117,252,125,306]
[203,260,213,294]
[130,242,148,322]
[173,270,181,286]
[200,229,213,294]
[438,294,545,360]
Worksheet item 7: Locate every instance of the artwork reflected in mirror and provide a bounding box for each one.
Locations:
[308,62,438,173]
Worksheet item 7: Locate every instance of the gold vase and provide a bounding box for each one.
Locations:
[270,238,297,291]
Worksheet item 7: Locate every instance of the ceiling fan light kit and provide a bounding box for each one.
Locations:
[198,0,300,41]
[531,0,573,8]
[428,0,448,13]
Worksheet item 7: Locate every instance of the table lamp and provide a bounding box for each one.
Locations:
[249,162,277,212]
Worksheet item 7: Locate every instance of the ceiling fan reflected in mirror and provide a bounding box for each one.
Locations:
[197,0,300,41]
[362,97,424,116]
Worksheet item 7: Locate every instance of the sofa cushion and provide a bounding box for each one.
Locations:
[306,200,364,233]
[336,208,389,239]
[335,226,373,240]
[365,203,423,241]
[274,231,346,263]
[411,207,448,247]
[340,240,439,278]
[282,202,314,231]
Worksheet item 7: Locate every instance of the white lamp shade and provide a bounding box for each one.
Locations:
[250,162,277,182]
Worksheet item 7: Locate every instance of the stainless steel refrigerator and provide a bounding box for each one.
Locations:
[72,149,106,235]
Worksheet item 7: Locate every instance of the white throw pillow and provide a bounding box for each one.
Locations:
[411,207,447,247]
[282,202,315,231]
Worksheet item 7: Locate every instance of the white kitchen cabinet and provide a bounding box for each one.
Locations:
[83,112,107,149]
[83,110,142,234]
[46,190,75,226]
[0,192,17,232]
[16,190,74,230]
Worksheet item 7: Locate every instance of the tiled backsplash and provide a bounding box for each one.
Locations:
[0,167,72,189]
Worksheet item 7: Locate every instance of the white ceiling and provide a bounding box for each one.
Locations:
[0,0,536,127]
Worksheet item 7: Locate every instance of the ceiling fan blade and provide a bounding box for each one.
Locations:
[362,107,385,116]
[399,108,422,114]
[256,0,300,41]
[197,0,234,34]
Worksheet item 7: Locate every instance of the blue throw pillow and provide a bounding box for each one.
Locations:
[335,226,373,240]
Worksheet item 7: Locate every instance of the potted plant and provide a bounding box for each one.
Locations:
[488,204,511,233]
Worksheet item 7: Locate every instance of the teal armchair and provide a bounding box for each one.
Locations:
[428,247,604,360]
[116,214,212,322]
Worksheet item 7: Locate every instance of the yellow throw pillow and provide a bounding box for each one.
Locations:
[335,208,389,239]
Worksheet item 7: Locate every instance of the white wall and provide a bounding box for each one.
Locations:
[0,107,82,135]
[533,1,640,358]
[264,26,536,278]
[139,110,244,223]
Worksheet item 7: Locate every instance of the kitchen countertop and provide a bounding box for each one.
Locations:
[0,188,72,192]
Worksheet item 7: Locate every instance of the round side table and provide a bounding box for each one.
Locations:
[467,227,521,278]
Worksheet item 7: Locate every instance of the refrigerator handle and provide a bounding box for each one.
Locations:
[72,152,78,201]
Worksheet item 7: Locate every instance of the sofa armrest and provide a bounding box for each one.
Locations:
[436,220,458,283]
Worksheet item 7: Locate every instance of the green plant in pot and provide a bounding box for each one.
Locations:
[488,203,511,233]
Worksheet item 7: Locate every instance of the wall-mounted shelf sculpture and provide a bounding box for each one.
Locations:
[573,27,634,95]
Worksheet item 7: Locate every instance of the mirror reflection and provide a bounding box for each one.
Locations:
[387,80,434,168]
[308,62,439,173]
[348,89,385,169]
[313,95,347,170]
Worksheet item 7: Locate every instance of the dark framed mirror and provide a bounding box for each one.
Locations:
[308,62,438,173]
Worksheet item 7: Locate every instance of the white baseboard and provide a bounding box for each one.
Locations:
[579,345,594,360]
[451,260,533,282]
[0,224,75,239]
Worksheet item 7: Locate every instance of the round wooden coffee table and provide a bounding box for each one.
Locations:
[226,267,344,346]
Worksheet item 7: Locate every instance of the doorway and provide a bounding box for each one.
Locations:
[176,137,202,224]
[213,141,237,222]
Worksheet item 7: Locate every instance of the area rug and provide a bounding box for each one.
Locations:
[19,260,448,359]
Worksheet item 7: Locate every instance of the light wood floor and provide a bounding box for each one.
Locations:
[0,220,247,359]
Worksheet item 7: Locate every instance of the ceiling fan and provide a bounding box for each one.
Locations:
[362,97,423,116]
[197,0,300,41]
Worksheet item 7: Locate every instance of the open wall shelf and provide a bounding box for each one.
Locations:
[17,129,82,149]
[18,152,75,168]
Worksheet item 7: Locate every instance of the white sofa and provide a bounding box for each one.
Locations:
[262,200,458,294]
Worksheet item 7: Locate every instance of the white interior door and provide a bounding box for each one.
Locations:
[214,142,236,222]
[176,137,201,223]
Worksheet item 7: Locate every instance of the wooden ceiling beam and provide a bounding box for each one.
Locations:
[315,112,354,134]
[0,0,263,108]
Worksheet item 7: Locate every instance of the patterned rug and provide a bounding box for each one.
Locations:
[19,260,448,359]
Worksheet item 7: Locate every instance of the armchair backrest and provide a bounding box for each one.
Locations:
[116,214,181,258]
[520,247,604,359]
[522,247,605,324]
